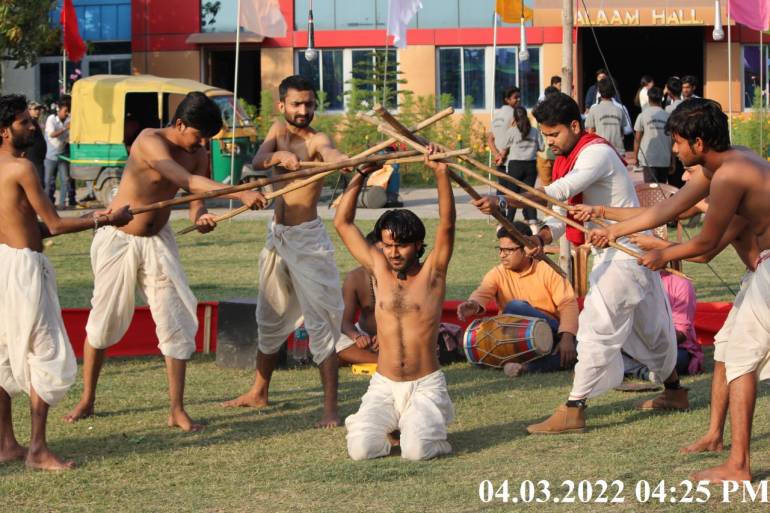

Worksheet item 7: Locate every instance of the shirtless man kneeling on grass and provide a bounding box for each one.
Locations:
[335,146,456,460]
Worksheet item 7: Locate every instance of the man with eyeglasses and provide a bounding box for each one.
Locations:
[457,222,579,377]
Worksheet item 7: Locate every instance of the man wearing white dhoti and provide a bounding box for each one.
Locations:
[335,147,456,461]
[472,93,684,435]
[0,94,131,470]
[570,165,759,455]
[63,92,266,431]
[222,76,355,428]
[590,99,770,483]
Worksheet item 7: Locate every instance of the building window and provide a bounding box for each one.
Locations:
[293,0,526,30]
[296,49,345,110]
[437,47,486,110]
[295,48,398,111]
[494,47,541,108]
[742,45,769,110]
[37,54,132,102]
[437,46,541,111]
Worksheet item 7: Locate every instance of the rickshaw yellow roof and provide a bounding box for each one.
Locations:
[70,74,231,145]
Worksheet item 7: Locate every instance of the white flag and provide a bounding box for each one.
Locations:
[239,0,287,38]
[387,0,423,48]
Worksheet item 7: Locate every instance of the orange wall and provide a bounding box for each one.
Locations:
[132,51,201,81]
[704,42,743,114]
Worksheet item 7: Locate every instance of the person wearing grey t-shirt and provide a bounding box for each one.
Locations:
[585,79,626,155]
[498,106,544,226]
[487,87,521,168]
[633,87,671,184]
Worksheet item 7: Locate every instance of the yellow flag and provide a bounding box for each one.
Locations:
[495,0,533,23]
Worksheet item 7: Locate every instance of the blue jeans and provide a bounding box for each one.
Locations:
[386,164,400,198]
[623,348,692,381]
[502,300,571,373]
[44,158,74,207]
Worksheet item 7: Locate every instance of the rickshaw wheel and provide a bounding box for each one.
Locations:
[97,177,120,207]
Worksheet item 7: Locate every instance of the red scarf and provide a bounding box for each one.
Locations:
[551,132,624,245]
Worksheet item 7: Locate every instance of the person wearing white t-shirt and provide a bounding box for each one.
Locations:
[636,75,654,110]
[44,99,74,208]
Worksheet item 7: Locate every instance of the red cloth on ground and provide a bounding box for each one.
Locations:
[551,132,622,245]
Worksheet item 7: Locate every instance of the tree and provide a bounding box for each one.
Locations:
[0,2,60,84]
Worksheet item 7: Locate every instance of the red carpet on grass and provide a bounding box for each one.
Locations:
[62,302,218,358]
[61,300,729,359]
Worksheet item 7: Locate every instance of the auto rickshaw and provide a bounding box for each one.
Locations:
[66,74,267,205]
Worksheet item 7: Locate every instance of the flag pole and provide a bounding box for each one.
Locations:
[488,10,499,197]
[229,0,243,212]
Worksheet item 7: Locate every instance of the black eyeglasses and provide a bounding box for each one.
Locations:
[496,246,523,256]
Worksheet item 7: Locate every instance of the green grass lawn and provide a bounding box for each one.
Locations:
[2,219,766,513]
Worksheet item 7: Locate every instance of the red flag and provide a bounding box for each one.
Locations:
[61,0,86,62]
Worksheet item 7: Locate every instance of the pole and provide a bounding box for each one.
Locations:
[559,0,574,282]
[727,1,733,139]
[488,11,499,194]
[229,0,243,212]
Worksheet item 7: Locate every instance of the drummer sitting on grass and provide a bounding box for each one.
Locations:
[457,222,579,376]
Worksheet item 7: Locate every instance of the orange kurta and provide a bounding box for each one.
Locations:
[468,260,579,335]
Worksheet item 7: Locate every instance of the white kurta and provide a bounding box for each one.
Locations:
[723,252,770,383]
[346,370,454,461]
[542,143,677,399]
[0,245,76,406]
[256,218,345,365]
[86,225,198,360]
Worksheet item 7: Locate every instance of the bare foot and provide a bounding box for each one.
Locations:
[680,434,724,454]
[62,400,94,423]
[220,392,268,408]
[167,409,204,432]
[0,443,27,463]
[25,448,75,471]
[314,413,342,428]
[692,462,751,484]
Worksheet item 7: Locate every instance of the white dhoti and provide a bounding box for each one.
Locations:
[713,271,752,364]
[723,252,770,383]
[346,370,454,461]
[85,225,198,360]
[0,245,76,406]
[570,258,677,399]
[256,218,345,365]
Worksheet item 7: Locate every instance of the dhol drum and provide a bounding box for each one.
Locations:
[463,314,554,368]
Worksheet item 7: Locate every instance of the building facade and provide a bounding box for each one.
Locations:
[2,1,766,117]
[1,0,131,103]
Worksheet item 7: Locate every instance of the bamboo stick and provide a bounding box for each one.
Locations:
[175,108,456,234]
[370,107,691,281]
[362,110,568,278]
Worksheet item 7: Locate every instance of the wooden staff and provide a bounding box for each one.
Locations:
[130,149,421,216]
[177,148,472,235]
[359,112,568,278]
[176,108,456,234]
[370,108,691,281]
[298,148,471,169]
[457,154,610,228]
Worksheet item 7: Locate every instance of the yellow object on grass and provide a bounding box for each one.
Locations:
[352,363,378,376]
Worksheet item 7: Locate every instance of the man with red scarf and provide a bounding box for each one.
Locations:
[472,93,684,434]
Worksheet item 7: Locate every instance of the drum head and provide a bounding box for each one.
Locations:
[531,321,554,354]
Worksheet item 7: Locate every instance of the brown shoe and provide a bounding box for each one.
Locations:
[527,404,586,434]
[637,387,689,411]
